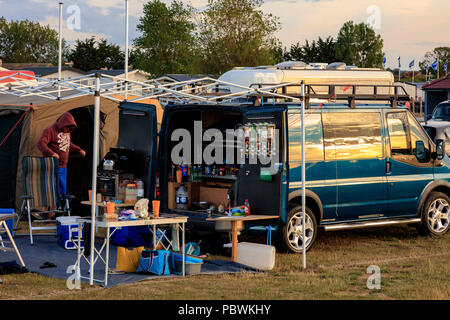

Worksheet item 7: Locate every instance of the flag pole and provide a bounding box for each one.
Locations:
[124,0,129,100]
[58,2,63,99]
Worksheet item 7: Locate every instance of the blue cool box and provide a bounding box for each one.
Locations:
[0,208,15,235]
[56,216,83,250]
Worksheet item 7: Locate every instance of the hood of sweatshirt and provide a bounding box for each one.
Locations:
[56,112,77,131]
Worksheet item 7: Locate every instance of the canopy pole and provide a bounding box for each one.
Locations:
[89,74,101,285]
[58,2,63,99]
[124,0,129,100]
[301,81,306,269]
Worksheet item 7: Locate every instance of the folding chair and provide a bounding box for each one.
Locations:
[16,156,73,245]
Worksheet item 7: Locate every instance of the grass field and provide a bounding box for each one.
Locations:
[1,225,449,300]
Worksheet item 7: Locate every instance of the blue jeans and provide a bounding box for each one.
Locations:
[59,167,67,195]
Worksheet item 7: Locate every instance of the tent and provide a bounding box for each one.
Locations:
[0,94,164,214]
[0,95,121,214]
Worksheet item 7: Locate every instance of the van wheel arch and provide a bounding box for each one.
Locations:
[287,190,322,225]
[417,181,450,216]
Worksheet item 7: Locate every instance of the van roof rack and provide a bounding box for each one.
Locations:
[248,83,410,108]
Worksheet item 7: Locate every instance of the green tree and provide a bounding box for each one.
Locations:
[199,0,281,75]
[419,47,450,79]
[334,21,384,68]
[0,17,68,64]
[133,0,199,77]
[67,37,125,72]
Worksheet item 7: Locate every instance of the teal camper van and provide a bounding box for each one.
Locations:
[115,80,450,253]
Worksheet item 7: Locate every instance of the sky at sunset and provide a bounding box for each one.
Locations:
[1,0,449,70]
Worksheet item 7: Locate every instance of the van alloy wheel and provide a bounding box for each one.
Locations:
[418,191,450,236]
[281,206,317,253]
[427,198,450,233]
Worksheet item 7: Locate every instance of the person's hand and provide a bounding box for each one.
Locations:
[52,153,59,159]
[79,149,86,157]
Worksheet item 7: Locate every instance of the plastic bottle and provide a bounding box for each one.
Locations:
[136,179,145,199]
[244,199,251,216]
[125,183,137,204]
[176,184,188,210]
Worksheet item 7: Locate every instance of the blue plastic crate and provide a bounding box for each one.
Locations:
[56,216,83,250]
[0,208,15,236]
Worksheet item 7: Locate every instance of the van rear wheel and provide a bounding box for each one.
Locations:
[281,206,317,253]
[418,191,450,236]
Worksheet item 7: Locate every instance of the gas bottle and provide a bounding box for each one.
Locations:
[176,184,188,210]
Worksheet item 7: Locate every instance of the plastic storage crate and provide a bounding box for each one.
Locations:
[0,208,15,236]
[56,216,83,250]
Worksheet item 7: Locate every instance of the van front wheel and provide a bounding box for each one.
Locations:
[281,206,317,253]
[418,192,450,236]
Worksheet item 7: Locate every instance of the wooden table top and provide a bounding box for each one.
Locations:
[81,200,135,208]
[206,215,279,222]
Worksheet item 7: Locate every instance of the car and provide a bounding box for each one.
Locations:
[422,101,450,154]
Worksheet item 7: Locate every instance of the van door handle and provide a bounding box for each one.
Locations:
[386,161,391,174]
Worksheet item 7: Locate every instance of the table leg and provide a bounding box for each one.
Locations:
[153,224,157,250]
[104,226,110,287]
[2,221,25,267]
[77,222,81,278]
[232,221,238,263]
[182,223,185,277]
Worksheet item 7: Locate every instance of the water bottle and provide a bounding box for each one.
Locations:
[176,184,188,210]
[137,179,145,199]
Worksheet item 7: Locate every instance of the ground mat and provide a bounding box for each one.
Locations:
[0,235,258,287]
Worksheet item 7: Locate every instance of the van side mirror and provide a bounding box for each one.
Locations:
[436,139,445,160]
[415,141,427,162]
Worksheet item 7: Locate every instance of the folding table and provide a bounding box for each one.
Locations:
[74,214,188,287]
[0,214,26,268]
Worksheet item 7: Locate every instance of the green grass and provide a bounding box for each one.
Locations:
[1,225,449,300]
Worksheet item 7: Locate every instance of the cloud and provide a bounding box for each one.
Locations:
[261,0,450,69]
[40,15,108,43]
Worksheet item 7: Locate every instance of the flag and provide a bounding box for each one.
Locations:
[409,60,415,69]
[432,60,438,71]
[445,62,448,73]
[398,56,401,68]
[426,64,429,73]
[383,57,387,68]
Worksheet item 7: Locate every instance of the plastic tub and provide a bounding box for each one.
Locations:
[169,252,203,275]
[237,242,276,271]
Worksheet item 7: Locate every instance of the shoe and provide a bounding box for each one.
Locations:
[30,210,46,220]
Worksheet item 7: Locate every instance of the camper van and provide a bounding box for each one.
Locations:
[106,67,449,253]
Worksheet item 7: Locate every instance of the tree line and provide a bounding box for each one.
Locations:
[0,0,448,79]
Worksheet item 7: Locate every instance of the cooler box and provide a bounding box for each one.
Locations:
[56,216,83,250]
[111,226,166,248]
[169,252,203,275]
[0,208,15,236]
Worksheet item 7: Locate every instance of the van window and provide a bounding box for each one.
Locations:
[408,112,430,155]
[288,111,324,162]
[386,111,431,164]
[386,112,410,155]
[323,112,383,160]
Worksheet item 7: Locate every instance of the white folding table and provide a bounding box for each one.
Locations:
[74,214,188,287]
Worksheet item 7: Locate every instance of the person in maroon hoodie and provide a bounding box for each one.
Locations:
[37,112,86,198]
